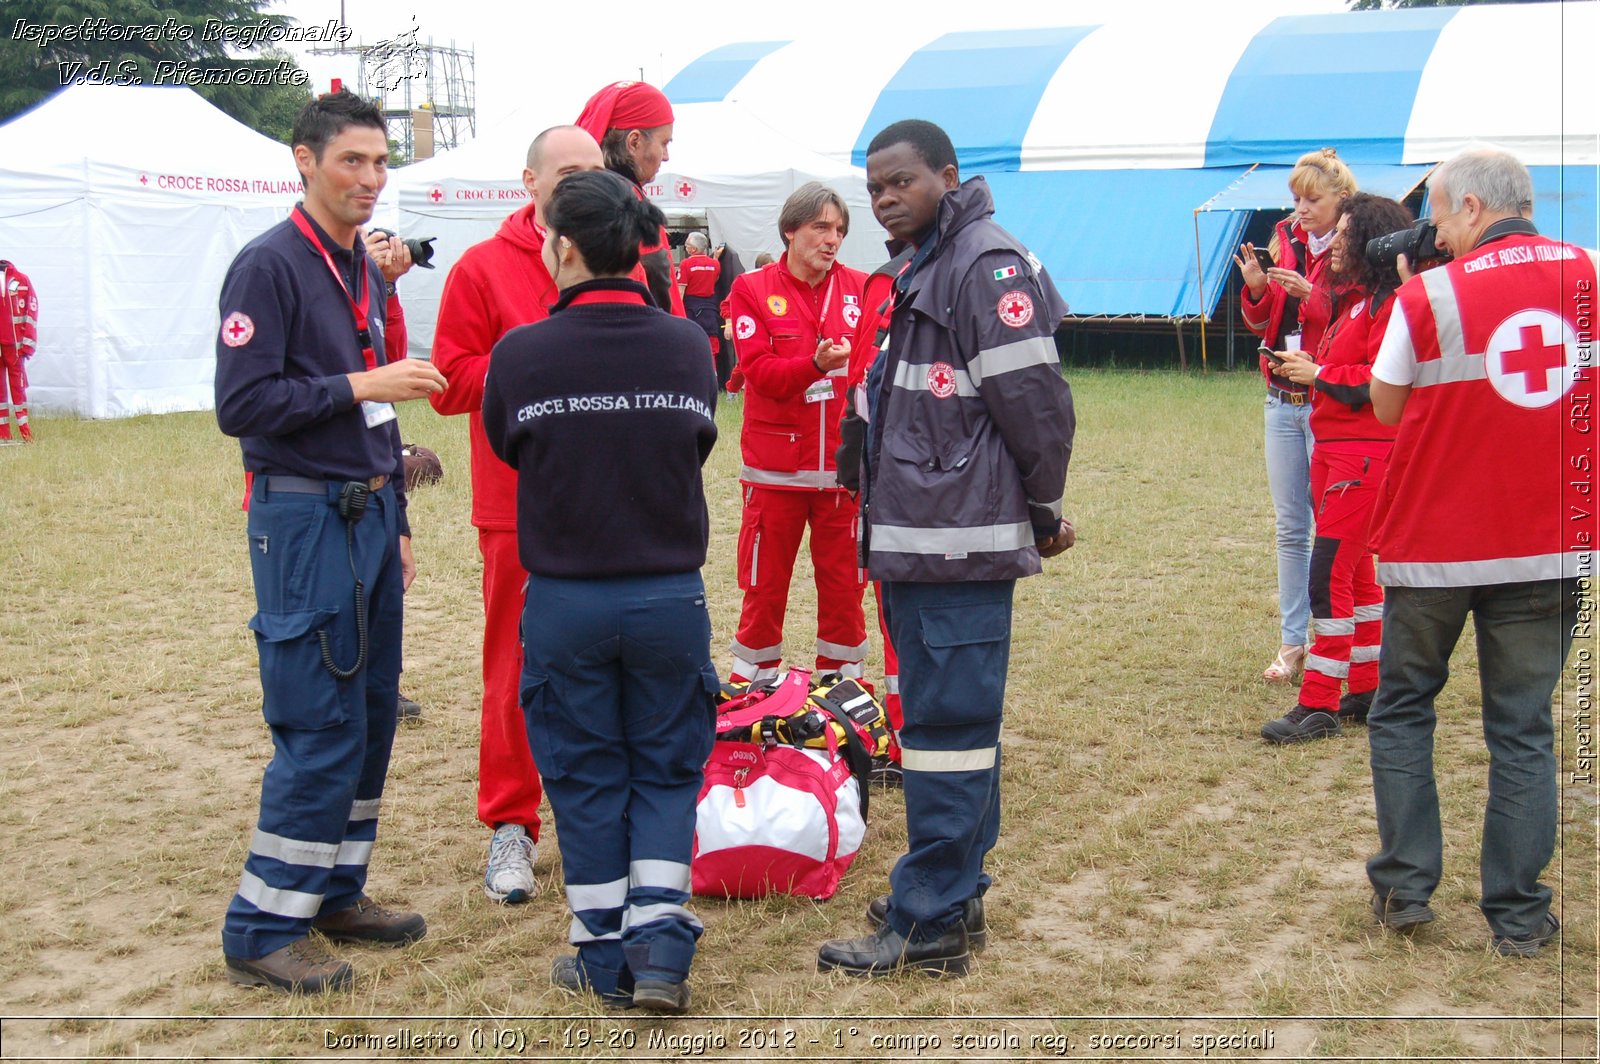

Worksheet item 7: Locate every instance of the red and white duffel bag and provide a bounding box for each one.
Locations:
[691,668,870,900]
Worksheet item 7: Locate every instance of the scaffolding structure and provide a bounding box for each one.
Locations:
[311,29,475,162]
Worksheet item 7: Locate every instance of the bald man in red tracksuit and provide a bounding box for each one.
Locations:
[429,125,605,904]
[727,229,867,684]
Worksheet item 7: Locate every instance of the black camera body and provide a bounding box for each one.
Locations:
[1367,221,1450,270]
[370,227,438,270]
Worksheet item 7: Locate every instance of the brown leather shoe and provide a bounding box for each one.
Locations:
[312,895,427,945]
[226,938,353,993]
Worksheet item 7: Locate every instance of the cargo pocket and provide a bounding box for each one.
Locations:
[520,673,567,781]
[915,602,1011,726]
[681,664,722,774]
[248,607,346,730]
[736,504,763,591]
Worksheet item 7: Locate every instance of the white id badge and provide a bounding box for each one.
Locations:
[804,378,835,404]
[362,400,398,428]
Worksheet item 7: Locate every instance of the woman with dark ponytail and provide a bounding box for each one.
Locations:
[482,168,720,1014]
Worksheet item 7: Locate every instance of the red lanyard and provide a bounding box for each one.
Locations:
[814,270,838,345]
[289,205,378,371]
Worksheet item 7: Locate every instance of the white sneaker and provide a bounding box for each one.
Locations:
[484,824,536,903]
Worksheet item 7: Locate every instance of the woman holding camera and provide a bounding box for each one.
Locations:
[482,169,720,1012]
[1234,148,1358,685]
[1258,193,1414,744]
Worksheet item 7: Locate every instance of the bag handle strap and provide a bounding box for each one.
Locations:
[813,698,872,822]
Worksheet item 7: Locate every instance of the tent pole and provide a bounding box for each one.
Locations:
[1193,209,1208,372]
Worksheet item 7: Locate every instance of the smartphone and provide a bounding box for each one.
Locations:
[1252,247,1276,274]
[1259,345,1285,365]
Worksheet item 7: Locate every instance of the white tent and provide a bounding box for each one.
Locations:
[388,100,885,355]
[0,85,301,418]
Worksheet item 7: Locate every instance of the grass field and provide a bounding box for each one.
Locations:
[0,369,1594,1061]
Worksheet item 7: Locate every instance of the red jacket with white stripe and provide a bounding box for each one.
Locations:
[729,255,866,490]
[1370,227,1596,587]
[1242,217,1334,388]
[430,203,557,531]
[1308,286,1398,452]
[1,262,38,363]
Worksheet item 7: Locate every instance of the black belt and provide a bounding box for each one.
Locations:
[262,474,389,495]
[1268,386,1309,407]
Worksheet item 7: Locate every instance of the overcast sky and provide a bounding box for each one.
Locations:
[274,0,1349,145]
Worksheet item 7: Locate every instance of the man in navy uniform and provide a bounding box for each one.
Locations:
[214,91,446,993]
[818,119,1075,977]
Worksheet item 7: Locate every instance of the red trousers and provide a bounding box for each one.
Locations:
[1302,448,1386,711]
[478,528,543,837]
[1,355,28,440]
[730,485,866,682]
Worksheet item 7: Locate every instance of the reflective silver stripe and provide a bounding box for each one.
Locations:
[968,335,1057,386]
[1421,263,1466,360]
[817,637,869,662]
[1034,495,1065,520]
[349,798,381,822]
[1350,645,1381,663]
[236,870,322,919]
[730,659,780,683]
[334,840,373,866]
[630,860,691,893]
[1412,353,1486,389]
[250,829,338,869]
[567,875,628,913]
[892,359,977,397]
[871,522,1032,556]
[884,675,899,695]
[1306,653,1350,679]
[730,639,783,663]
[568,921,621,945]
[1354,603,1384,622]
[836,661,865,679]
[840,693,875,711]
[1378,551,1586,587]
[900,746,997,772]
[623,902,703,933]
[1313,618,1356,636]
[740,465,839,489]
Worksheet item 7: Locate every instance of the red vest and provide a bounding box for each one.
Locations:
[728,256,866,488]
[1371,232,1597,586]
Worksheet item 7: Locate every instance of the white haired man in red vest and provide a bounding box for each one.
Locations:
[1365,147,1594,958]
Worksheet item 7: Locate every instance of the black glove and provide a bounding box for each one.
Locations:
[835,410,865,493]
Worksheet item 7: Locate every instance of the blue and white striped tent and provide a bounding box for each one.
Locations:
[665,2,1596,320]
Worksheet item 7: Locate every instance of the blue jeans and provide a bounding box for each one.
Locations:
[1366,580,1578,938]
[1264,394,1314,645]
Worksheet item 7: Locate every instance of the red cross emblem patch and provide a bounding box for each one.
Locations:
[221,312,254,348]
[1485,309,1578,409]
[675,180,696,200]
[927,361,958,399]
[998,290,1033,328]
[735,315,757,341]
[428,186,443,203]
[843,305,860,328]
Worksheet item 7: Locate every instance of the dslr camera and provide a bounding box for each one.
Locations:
[1366,221,1450,270]
[370,228,438,270]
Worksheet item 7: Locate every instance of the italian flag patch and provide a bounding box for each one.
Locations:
[993,265,1018,281]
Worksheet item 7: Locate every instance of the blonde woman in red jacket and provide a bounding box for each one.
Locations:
[1259,193,1414,744]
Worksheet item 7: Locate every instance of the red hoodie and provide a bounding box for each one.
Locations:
[430,202,558,530]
